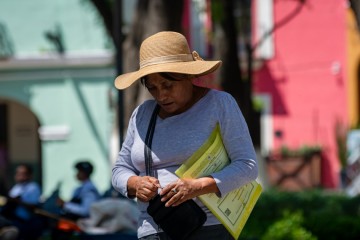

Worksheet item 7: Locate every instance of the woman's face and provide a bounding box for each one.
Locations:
[145,73,194,117]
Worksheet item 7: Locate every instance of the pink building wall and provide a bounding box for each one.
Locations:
[253,0,348,188]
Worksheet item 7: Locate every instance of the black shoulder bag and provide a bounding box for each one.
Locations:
[145,105,207,240]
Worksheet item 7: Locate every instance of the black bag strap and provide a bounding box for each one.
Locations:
[145,104,160,177]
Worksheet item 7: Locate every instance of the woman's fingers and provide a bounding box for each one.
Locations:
[136,176,160,201]
[160,178,200,207]
[164,191,187,207]
[148,177,161,188]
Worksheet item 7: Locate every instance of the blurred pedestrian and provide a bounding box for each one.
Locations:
[1,164,44,240]
[56,161,100,220]
[52,161,100,240]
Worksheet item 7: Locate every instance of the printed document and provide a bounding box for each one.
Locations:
[176,124,262,239]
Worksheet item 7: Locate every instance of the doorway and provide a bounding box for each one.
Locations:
[0,104,8,195]
[0,99,42,194]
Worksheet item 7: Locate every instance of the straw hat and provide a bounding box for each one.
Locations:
[114,31,222,89]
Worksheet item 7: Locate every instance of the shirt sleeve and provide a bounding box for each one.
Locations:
[22,183,41,205]
[63,189,98,217]
[210,92,258,196]
[112,107,140,198]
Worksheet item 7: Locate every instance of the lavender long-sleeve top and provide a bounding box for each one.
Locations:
[112,89,258,238]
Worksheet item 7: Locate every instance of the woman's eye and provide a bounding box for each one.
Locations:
[164,82,173,88]
[146,85,155,90]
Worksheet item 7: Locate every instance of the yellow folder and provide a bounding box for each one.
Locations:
[175,124,262,239]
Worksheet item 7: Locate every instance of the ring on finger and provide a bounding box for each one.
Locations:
[171,188,177,194]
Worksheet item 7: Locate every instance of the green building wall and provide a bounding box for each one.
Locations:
[0,0,110,55]
[0,0,118,199]
[0,65,116,198]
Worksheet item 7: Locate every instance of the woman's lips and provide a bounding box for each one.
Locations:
[160,102,174,109]
[160,102,173,106]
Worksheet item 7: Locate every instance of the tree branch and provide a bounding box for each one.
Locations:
[89,0,115,41]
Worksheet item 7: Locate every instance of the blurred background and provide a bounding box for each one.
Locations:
[0,0,360,239]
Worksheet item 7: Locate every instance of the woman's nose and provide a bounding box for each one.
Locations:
[156,89,168,102]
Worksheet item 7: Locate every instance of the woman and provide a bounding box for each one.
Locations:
[112,31,258,239]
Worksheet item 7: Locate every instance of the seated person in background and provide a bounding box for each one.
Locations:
[57,161,100,220]
[1,164,43,240]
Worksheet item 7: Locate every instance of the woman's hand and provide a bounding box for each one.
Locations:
[160,177,219,207]
[128,176,160,202]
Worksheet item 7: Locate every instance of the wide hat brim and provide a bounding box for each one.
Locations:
[115,60,222,90]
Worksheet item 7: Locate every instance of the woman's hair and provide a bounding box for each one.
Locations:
[140,72,196,87]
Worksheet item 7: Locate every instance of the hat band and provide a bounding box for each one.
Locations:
[140,54,194,69]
